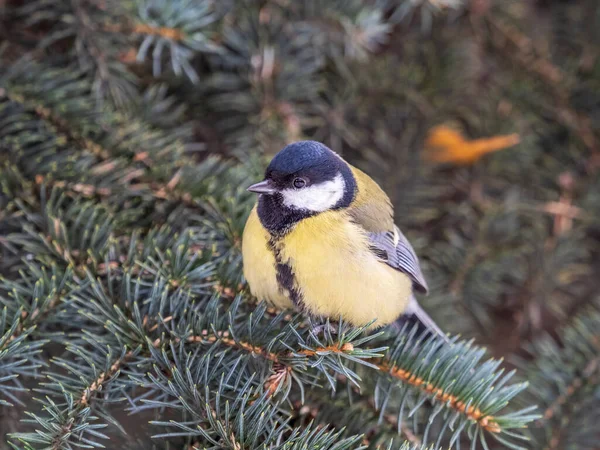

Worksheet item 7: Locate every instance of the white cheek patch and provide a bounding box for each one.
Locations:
[281,173,345,212]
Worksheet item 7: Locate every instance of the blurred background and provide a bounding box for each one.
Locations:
[1,0,600,449]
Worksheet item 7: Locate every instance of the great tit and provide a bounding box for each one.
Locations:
[242,140,446,338]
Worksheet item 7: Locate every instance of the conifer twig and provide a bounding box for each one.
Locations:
[375,359,502,433]
[539,351,600,450]
[335,374,423,446]
[78,350,134,407]
[0,295,61,352]
[487,16,599,159]
[2,90,110,159]
[187,331,281,363]
[104,22,185,41]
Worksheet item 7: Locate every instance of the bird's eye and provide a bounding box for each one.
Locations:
[293,178,306,189]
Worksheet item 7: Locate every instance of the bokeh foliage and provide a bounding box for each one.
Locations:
[0,0,599,449]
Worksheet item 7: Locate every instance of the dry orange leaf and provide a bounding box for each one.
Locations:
[424,125,520,165]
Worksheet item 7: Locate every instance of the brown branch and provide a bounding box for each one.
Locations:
[49,310,176,449]
[0,293,63,352]
[487,18,566,88]
[336,374,422,446]
[4,91,110,160]
[78,350,135,407]
[49,350,135,450]
[187,331,281,363]
[298,342,354,356]
[487,17,599,165]
[182,328,500,436]
[4,87,215,221]
[545,366,600,450]
[5,89,167,181]
[542,355,600,423]
[539,339,600,450]
[264,363,292,397]
[185,332,357,386]
[71,0,114,93]
[538,202,582,222]
[34,175,113,198]
[103,22,185,41]
[0,310,28,352]
[375,360,501,433]
[183,327,500,434]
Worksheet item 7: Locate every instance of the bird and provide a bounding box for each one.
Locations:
[242,140,447,340]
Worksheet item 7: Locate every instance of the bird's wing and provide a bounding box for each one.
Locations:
[347,166,395,232]
[347,167,444,338]
[368,225,447,340]
[347,165,428,292]
[366,226,428,293]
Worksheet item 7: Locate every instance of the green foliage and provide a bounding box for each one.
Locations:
[134,0,221,83]
[1,0,599,449]
[516,305,600,449]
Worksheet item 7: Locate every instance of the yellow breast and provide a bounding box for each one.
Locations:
[242,207,293,309]
[242,207,412,328]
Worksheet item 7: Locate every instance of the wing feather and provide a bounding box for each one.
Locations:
[367,226,428,293]
[347,165,428,293]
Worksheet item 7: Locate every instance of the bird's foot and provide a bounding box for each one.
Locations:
[310,322,339,337]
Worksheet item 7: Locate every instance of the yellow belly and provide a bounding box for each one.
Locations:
[242,207,412,328]
[242,207,293,308]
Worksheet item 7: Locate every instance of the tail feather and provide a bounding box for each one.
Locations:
[394,295,450,343]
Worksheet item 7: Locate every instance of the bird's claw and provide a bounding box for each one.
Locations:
[310,322,339,336]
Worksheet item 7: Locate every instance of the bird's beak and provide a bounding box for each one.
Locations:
[247,180,277,195]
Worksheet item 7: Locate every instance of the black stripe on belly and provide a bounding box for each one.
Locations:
[275,263,304,308]
[267,238,305,310]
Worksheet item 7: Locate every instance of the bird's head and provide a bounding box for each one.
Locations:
[248,141,357,233]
